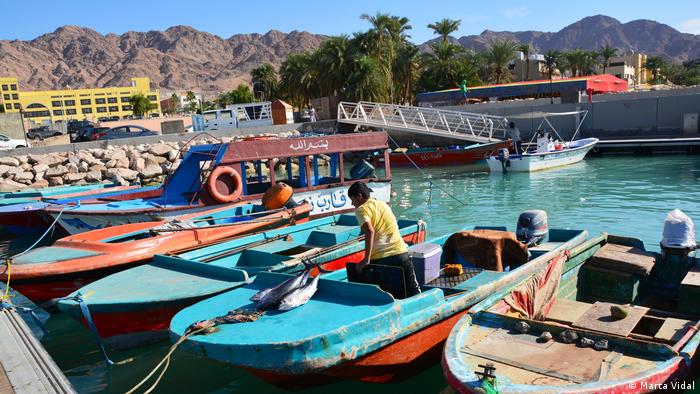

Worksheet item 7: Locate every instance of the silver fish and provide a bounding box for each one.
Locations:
[254,270,310,310]
[278,274,321,311]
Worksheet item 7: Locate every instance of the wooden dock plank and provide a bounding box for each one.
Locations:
[0,308,75,394]
[572,302,648,337]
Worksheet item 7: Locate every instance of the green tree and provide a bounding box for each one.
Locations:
[314,35,351,97]
[600,44,618,74]
[129,93,156,116]
[485,39,518,83]
[184,91,199,113]
[543,50,562,103]
[645,56,667,83]
[418,41,475,91]
[250,63,278,101]
[393,44,421,104]
[279,52,316,109]
[346,55,386,102]
[518,43,530,80]
[167,93,180,114]
[427,18,461,43]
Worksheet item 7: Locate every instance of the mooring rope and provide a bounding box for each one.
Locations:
[385,133,468,206]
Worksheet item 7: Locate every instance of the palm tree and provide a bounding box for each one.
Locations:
[129,93,156,116]
[600,44,618,74]
[543,50,562,103]
[645,56,667,83]
[486,39,518,83]
[518,43,530,80]
[346,56,386,102]
[279,52,316,109]
[584,50,600,76]
[314,35,350,97]
[250,64,278,101]
[427,18,461,43]
[393,44,421,104]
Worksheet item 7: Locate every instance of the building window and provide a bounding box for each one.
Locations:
[108,106,119,112]
[10,84,17,91]
[2,94,9,100]
[13,103,20,110]
[107,97,117,104]
[82,108,93,114]
[95,98,106,104]
[11,94,18,100]
[66,108,77,115]
[5,104,11,110]
[80,99,91,105]
[64,100,75,106]
[122,105,132,111]
[1,85,7,91]
[24,110,50,118]
[53,110,64,116]
[96,107,107,113]
[147,95,157,101]
[51,100,62,107]
[80,94,90,97]
[121,96,131,103]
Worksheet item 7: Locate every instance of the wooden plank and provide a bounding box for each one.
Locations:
[654,317,696,343]
[589,243,655,275]
[0,308,75,394]
[547,298,592,325]
[0,362,15,394]
[681,269,700,287]
[572,301,648,337]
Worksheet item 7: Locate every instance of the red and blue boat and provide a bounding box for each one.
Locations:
[382,140,511,167]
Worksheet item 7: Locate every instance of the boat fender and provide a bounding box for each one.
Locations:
[207,166,243,203]
[262,182,294,210]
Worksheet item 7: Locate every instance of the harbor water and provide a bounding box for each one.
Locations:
[41,154,700,393]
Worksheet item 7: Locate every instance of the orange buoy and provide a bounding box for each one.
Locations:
[207,166,243,203]
[262,183,294,210]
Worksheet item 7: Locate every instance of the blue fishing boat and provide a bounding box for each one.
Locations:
[58,215,426,347]
[0,183,122,207]
[45,132,393,235]
[443,215,699,393]
[168,213,586,387]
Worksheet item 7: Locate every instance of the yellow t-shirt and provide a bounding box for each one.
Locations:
[355,198,408,260]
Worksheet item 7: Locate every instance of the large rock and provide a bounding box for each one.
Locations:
[89,164,107,174]
[148,144,172,157]
[167,149,180,161]
[79,161,90,173]
[16,155,28,164]
[85,170,102,182]
[48,176,63,186]
[142,159,163,178]
[64,173,86,183]
[0,164,9,177]
[130,157,145,172]
[66,163,79,174]
[20,163,32,171]
[29,180,49,189]
[106,168,139,181]
[5,166,22,178]
[14,172,34,183]
[0,157,20,166]
[45,165,69,178]
[67,154,81,167]
[32,164,49,175]
[0,178,27,192]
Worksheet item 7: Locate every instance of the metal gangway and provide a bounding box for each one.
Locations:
[337,101,509,143]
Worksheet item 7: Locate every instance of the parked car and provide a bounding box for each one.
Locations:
[27,126,63,140]
[92,125,160,140]
[68,120,96,142]
[0,133,29,149]
[74,126,110,142]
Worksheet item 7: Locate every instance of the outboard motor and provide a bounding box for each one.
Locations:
[497,148,510,172]
[656,209,696,297]
[516,210,549,246]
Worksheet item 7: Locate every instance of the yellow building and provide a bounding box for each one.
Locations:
[0,77,161,126]
[599,53,654,86]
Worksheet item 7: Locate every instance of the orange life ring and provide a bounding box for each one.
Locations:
[207,166,243,203]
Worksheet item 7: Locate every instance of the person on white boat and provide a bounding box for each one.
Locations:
[536,129,553,153]
[508,122,522,155]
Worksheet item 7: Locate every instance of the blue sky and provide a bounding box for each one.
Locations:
[2,0,699,42]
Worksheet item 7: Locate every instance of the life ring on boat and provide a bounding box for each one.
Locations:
[207,166,243,203]
[262,182,294,210]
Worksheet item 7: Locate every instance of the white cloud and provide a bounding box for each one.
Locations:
[679,18,700,34]
[502,6,529,19]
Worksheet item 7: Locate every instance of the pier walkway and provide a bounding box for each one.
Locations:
[337,101,509,143]
[0,306,75,393]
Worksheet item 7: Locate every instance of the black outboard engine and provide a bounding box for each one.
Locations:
[516,210,549,246]
[497,148,510,172]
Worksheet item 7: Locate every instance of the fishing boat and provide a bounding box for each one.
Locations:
[443,213,700,393]
[486,111,598,172]
[168,213,586,387]
[380,140,511,167]
[4,202,310,304]
[0,182,124,207]
[0,184,161,236]
[46,132,393,235]
[58,215,425,347]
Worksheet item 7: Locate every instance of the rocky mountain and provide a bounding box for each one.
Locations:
[1,15,699,93]
[444,15,700,62]
[0,25,326,92]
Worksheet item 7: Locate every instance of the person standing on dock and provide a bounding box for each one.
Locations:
[508,122,523,155]
[348,181,421,298]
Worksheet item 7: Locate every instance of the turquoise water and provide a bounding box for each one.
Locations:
[41,154,700,393]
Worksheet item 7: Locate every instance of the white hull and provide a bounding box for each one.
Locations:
[487,138,598,172]
[291,181,391,216]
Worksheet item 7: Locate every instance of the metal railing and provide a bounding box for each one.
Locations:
[337,101,509,143]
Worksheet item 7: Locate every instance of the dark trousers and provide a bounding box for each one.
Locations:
[372,252,421,297]
[515,140,523,155]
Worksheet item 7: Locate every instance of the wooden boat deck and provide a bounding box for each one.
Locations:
[0,308,75,394]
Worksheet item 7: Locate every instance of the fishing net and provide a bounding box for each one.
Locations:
[186,309,265,335]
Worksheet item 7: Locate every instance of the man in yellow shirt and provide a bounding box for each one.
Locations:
[348,181,421,297]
